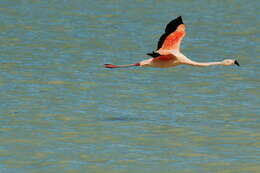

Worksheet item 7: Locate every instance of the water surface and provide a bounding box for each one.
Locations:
[0,0,259,172]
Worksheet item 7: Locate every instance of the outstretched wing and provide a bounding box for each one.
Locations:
[147,16,186,58]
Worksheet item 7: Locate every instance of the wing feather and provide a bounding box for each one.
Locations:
[147,16,186,57]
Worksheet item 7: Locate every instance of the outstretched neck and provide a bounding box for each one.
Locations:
[186,60,223,67]
[177,54,224,67]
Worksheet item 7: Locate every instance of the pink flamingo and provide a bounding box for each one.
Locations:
[105,16,240,69]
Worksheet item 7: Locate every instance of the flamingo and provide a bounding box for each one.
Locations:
[104,16,240,69]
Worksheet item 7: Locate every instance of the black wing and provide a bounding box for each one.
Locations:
[146,51,160,58]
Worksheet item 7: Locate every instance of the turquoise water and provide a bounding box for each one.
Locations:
[0,0,259,172]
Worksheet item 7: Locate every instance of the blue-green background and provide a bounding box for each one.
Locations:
[0,0,259,172]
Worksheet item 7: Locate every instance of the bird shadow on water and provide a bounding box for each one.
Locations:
[102,116,144,122]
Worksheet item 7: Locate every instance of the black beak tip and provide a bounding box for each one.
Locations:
[234,60,240,66]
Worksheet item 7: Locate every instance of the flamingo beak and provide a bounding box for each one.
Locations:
[234,60,240,66]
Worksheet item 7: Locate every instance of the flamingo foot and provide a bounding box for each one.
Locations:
[104,64,119,68]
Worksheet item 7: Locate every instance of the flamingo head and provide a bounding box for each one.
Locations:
[222,59,240,66]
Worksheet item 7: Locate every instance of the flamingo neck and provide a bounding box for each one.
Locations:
[187,60,223,67]
[176,53,224,67]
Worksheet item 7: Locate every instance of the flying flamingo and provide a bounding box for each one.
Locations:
[104,16,240,69]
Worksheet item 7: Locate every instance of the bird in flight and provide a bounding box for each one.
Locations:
[105,16,240,69]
